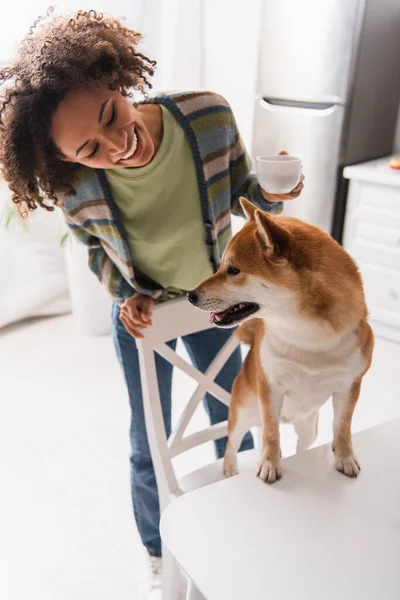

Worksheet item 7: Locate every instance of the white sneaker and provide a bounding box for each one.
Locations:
[146,555,162,599]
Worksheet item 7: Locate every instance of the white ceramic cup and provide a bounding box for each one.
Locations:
[256,155,302,194]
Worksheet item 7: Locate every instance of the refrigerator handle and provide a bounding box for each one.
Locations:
[261,97,337,112]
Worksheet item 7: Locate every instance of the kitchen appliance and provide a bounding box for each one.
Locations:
[251,0,400,241]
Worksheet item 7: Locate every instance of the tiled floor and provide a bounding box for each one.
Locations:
[1,314,399,600]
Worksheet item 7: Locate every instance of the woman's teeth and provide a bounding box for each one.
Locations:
[121,130,138,161]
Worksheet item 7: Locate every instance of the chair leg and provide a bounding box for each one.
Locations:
[163,546,187,600]
[186,580,206,600]
[137,341,179,499]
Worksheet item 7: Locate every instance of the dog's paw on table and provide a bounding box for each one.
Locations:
[223,455,239,478]
[257,458,282,484]
[335,453,361,478]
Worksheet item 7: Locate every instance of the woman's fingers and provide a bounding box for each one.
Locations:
[121,310,144,337]
[137,296,154,323]
[121,293,155,338]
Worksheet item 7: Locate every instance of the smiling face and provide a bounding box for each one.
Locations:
[51,87,160,169]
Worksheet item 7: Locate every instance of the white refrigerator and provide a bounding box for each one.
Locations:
[251,0,400,240]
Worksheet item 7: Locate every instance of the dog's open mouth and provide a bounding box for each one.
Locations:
[209,302,260,327]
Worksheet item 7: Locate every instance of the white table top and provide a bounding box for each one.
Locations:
[161,420,400,600]
[343,155,400,188]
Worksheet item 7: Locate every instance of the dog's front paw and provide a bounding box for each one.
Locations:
[335,453,361,478]
[223,454,238,478]
[257,458,282,484]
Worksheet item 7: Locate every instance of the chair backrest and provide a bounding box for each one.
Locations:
[136,297,240,509]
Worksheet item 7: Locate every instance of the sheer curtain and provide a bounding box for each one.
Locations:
[155,0,263,149]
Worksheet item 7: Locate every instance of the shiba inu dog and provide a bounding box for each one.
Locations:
[188,198,374,483]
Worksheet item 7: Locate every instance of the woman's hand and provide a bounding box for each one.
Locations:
[120,293,155,339]
[260,150,305,203]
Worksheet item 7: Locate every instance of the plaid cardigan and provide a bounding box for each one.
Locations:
[61,91,283,304]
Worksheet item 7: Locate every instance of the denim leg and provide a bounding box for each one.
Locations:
[181,327,254,458]
[111,304,176,557]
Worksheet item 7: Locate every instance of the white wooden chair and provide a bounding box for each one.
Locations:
[136,296,259,600]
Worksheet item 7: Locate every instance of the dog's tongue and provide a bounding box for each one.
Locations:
[209,307,231,324]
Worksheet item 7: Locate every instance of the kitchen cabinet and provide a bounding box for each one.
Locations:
[343,157,400,343]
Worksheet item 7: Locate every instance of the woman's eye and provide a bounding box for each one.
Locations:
[227,266,240,276]
[107,105,116,126]
[87,143,99,159]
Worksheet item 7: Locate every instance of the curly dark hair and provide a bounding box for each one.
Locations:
[0,8,156,215]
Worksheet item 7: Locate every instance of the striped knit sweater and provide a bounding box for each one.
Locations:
[61,90,283,304]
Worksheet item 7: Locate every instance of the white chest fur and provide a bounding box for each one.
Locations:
[259,319,365,423]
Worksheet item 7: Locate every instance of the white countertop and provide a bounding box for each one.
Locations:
[161,420,400,600]
[343,155,400,188]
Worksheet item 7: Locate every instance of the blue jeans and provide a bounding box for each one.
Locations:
[111,303,253,557]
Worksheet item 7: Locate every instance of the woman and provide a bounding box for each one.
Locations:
[0,10,303,598]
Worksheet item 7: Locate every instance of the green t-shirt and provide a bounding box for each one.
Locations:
[105,106,213,300]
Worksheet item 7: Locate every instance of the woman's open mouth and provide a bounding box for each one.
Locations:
[118,128,142,164]
[209,302,260,327]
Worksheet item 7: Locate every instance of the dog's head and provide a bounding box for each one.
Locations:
[188,198,307,328]
[189,197,365,333]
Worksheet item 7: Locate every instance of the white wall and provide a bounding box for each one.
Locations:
[202,0,262,150]
[154,0,262,150]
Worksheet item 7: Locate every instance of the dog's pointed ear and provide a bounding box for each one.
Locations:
[240,197,257,221]
[254,210,292,258]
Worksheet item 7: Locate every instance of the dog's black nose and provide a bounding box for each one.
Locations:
[187,290,198,305]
